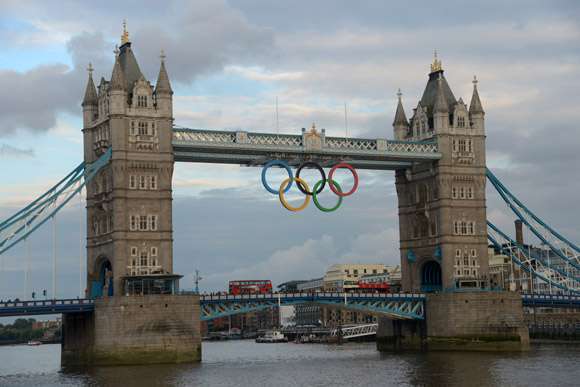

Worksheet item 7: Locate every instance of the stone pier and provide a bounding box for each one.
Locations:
[62,295,201,365]
[377,292,530,351]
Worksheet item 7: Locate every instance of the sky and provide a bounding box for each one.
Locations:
[0,0,579,300]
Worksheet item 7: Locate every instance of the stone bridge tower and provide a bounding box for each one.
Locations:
[81,27,175,297]
[393,54,488,292]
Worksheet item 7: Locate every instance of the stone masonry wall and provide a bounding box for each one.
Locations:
[426,292,527,338]
[91,295,201,365]
[62,295,201,365]
[377,292,530,352]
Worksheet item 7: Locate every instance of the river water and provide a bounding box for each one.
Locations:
[0,341,579,386]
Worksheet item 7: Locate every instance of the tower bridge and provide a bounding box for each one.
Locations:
[1,28,579,365]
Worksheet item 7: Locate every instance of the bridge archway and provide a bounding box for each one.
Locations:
[420,260,442,292]
[90,257,113,298]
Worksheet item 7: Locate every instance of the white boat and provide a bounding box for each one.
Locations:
[255,330,288,343]
[27,340,42,346]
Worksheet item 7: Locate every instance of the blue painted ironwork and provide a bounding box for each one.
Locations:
[0,148,112,256]
[0,299,94,317]
[434,246,442,264]
[488,221,580,284]
[199,292,426,321]
[521,293,580,308]
[487,221,580,294]
[487,169,580,271]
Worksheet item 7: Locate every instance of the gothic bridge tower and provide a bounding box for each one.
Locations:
[393,54,487,292]
[81,26,175,297]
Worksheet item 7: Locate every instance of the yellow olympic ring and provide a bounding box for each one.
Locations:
[279,177,311,212]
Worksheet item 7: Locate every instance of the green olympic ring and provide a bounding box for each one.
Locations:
[312,179,343,212]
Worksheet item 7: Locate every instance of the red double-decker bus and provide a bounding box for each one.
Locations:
[357,282,390,292]
[357,275,390,293]
[229,280,272,295]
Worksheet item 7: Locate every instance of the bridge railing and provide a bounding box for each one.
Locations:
[521,293,580,307]
[173,128,439,154]
[0,299,94,308]
[199,292,426,303]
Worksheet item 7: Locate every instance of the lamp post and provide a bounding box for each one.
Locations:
[194,270,203,294]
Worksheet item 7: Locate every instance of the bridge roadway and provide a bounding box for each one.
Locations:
[172,128,441,170]
[1,293,579,319]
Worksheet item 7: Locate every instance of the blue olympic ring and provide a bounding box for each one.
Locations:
[261,160,294,194]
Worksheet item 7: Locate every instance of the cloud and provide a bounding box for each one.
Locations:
[0,31,109,136]
[132,1,274,84]
[0,144,34,158]
[340,228,400,265]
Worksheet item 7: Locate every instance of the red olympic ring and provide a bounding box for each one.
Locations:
[328,163,359,197]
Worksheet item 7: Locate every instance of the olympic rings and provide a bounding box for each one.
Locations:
[296,161,326,196]
[312,179,343,212]
[262,160,293,194]
[279,177,311,212]
[261,160,359,212]
[328,163,359,197]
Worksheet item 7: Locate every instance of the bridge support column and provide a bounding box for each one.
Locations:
[376,317,426,351]
[377,292,529,352]
[62,295,201,366]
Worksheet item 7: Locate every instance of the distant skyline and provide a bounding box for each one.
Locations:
[1,0,579,299]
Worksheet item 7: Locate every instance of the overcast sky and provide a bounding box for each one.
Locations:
[0,0,579,299]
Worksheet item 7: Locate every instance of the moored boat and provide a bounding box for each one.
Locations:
[255,330,287,343]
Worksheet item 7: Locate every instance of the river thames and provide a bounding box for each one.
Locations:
[0,341,579,386]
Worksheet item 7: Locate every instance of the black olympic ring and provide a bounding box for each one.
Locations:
[295,161,326,196]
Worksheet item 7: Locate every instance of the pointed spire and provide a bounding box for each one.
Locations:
[433,74,448,113]
[155,50,173,95]
[82,63,98,106]
[110,49,126,91]
[393,88,409,126]
[469,75,484,114]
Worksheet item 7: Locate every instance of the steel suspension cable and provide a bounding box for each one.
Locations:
[0,164,84,230]
[488,221,580,283]
[24,222,30,300]
[488,232,572,293]
[52,204,56,300]
[486,168,579,253]
[0,148,111,257]
[487,222,579,294]
[486,169,580,271]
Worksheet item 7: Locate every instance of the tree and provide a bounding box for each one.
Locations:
[12,318,34,330]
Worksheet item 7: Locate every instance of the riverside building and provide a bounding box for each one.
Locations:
[323,264,389,291]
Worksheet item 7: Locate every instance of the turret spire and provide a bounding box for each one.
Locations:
[155,49,173,95]
[469,75,484,114]
[433,74,448,113]
[110,51,126,91]
[82,62,97,107]
[393,88,409,126]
